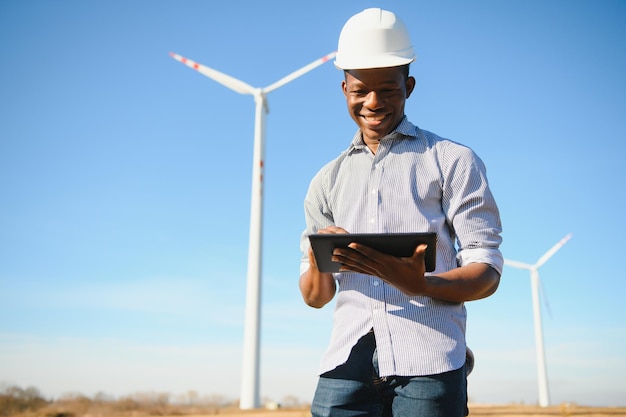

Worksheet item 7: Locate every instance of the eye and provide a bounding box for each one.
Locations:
[381,88,399,95]
[351,89,368,97]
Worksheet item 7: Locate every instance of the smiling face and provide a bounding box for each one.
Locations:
[342,66,415,150]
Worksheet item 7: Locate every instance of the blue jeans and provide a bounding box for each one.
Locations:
[311,331,468,417]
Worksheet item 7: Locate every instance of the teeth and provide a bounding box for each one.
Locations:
[364,115,385,122]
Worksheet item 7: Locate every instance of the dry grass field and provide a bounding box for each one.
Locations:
[3,385,625,417]
[167,405,626,417]
[30,405,626,417]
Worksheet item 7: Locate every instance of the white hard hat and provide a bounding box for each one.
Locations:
[335,8,416,70]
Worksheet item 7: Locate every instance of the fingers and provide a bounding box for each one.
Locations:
[317,226,349,235]
[332,243,383,275]
[332,243,428,277]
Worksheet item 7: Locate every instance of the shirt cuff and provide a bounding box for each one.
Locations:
[457,247,504,275]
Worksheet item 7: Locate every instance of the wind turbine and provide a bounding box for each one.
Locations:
[503,233,572,408]
[170,51,336,409]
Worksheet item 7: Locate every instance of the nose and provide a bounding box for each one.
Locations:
[364,91,383,109]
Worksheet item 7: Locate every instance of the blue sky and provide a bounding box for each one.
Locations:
[1,0,625,407]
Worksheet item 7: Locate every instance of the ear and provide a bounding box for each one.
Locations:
[341,79,348,97]
[405,76,416,98]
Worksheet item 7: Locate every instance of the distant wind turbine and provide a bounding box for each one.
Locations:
[170,51,336,410]
[503,233,573,408]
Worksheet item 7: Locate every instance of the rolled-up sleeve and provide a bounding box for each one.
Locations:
[439,142,503,275]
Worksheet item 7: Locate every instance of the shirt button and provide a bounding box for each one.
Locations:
[373,281,379,286]
[369,217,375,224]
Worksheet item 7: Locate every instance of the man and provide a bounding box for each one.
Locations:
[299,8,503,417]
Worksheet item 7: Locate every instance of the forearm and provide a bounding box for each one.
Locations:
[419,262,500,303]
[299,269,336,308]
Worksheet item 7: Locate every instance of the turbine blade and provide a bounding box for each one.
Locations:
[503,259,533,270]
[534,233,573,269]
[170,52,256,95]
[263,51,337,94]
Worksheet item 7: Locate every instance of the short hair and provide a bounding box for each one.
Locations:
[344,64,411,81]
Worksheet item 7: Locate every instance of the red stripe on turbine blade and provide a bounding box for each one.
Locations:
[322,53,336,62]
[193,63,199,70]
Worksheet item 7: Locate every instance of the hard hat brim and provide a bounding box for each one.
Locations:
[334,54,415,70]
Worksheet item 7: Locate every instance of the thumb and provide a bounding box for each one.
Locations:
[412,243,428,259]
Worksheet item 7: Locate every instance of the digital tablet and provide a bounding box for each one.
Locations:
[309,232,437,273]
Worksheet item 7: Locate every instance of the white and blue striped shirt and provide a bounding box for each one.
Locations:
[300,117,503,377]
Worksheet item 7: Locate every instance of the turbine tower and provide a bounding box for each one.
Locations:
[170,51,336,409]
[503,233,572,408]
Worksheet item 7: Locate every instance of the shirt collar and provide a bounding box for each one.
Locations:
[347,116,419,153]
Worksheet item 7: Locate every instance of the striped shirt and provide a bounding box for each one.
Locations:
[300,117,503,377]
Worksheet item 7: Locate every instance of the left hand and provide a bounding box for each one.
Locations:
[332,242,429,295]
[333,243,500,301]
